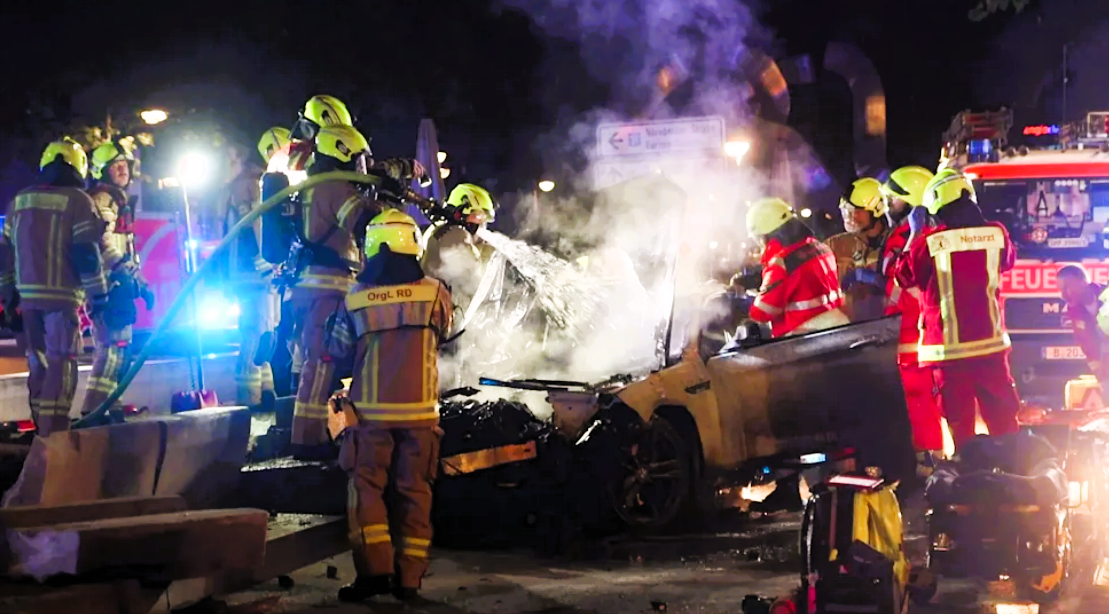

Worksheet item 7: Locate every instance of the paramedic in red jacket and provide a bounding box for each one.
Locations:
[894,169,1020,448]
[1057,264,1109,385]
[879,166,945,470]
[746,197,848,337]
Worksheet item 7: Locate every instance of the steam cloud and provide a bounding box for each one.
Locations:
[438,0,780,411]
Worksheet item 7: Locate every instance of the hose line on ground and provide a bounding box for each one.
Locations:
[73,170,390,429]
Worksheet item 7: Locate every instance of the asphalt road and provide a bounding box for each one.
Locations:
[216,511,1109,614]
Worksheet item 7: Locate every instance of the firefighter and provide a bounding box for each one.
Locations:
[877,166,944,475]
[826,178,889,322]
[746,197,848,338]
[78,139,154,418]
[325,209,453,602]
[894,169,1020,449]
[291,94,354,142]
[421,183,496,312]
[1057,264,1109,385]
[223,139,277,408]
[0,138,110,435]
[287,124,381,450]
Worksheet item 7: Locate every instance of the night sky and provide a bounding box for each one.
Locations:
[0,0,1105,209]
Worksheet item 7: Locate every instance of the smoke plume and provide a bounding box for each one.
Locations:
[437,0,780,409]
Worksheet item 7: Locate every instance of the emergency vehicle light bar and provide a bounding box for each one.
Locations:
[827,474,884,489]
[944,108,1013,148]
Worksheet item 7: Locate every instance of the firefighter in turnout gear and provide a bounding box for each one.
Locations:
[288,124,387,450]
[325,209,453,602]
[291,95,355,142]
[223,140,277,408]
[78,139,154,418]
[826,178,890,322]
[878,166,945,474]
[0,139,110,435]
[894,169,1021,449]
[746,197,848,338]
[421,183,496,312]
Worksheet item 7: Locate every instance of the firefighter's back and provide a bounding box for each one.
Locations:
[344,276,452,428]
[6,185,101,309]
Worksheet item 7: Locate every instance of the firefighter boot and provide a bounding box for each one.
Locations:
[337,575,392,602]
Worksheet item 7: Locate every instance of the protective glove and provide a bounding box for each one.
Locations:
[137,281,155,311]
[87,293,111,318]
[378,158,424,182]
[907,206,929,237]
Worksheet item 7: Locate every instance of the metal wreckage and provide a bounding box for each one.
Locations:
[244,172,926,551]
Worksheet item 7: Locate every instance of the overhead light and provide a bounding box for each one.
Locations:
[538,180,555,192]
[437,151,447,164]
[440,167,451,179]
[708,241,719,250]
[140,109,168,125]
[800,208,812,218]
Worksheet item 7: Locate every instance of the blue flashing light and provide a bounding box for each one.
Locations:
[968,139,992,156]
[800,453,827,465]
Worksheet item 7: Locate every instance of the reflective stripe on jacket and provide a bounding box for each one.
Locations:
[88,185,133,271]
[880,221,924,364]
[0,186,109,309]
[327,277,453,428]
[748,237,844,338]
[894,222,1015,365]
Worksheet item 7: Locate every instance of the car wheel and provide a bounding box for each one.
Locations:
[607,416,692,531]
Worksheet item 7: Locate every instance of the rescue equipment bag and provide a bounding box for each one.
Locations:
[260,171,298,265]
[800,473,910,614]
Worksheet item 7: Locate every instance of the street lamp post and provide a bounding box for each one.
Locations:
[140,109,169,125]
[177,151,212,390]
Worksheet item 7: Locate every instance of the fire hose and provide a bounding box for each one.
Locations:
[73,170,454,428]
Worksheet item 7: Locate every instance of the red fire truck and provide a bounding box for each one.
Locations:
[941,109,1109,405]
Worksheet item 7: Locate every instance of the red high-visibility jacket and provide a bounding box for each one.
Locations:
[880,221,924,364]
[1061,283,1108,378]
[749,236,844,338]
[893,222,1016,365]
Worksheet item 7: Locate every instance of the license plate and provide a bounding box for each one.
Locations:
[1043,346,1086,360]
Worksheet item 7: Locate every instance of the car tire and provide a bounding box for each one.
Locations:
[607,415,693,531]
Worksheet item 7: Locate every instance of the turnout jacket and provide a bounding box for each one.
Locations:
[748,236,844,338]
[327,276,453,428]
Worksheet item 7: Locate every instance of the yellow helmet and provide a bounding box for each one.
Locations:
[881,166,934,208]
[840,177,887,217]
[315,125,371,163]
[922,168,977,215]
[446,183,496,222]
[364,208,423,259]
[746,197,795,237]
[258,126,292,163]
[40,137,89,179]
[303,95,353,128]
[89,140,135,180]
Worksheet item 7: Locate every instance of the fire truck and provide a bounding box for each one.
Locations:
[941,108,1109,405]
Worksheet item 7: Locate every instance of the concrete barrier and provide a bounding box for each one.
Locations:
[0,354,239,423]
[2,407,250,509]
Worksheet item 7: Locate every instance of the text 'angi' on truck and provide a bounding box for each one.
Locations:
[940,109,1109,405]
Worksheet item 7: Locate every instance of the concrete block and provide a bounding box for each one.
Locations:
[2,407,250,510]
[1,420,163,508]
[0,495,186,529]
[154,407,251,509]
[6,508,268,581]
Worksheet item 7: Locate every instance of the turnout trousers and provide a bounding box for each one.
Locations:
[234,287,277,406]
[933,352,1021,449]
[899,360,944,453]
[24,308,81,436]
[290,292,345,445]
[79,319,131,416]
[340,425,441,588]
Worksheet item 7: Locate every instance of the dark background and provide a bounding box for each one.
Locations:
[0,0,1105,215]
